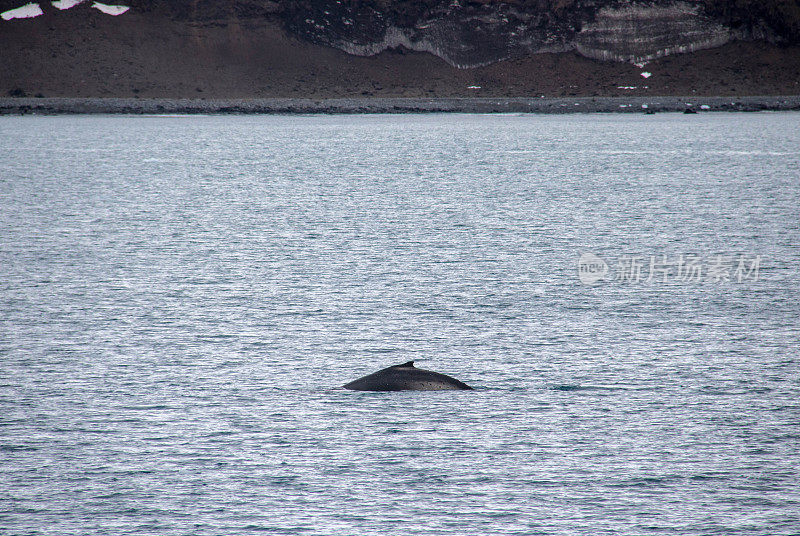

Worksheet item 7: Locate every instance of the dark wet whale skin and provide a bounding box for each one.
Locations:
[342,361,473,391]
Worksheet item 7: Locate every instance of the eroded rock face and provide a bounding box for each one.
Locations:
[283,1,589,68]
[576,2,736,63]
[282,0,780,67]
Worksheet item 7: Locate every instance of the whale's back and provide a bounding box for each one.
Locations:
[343,361,473,391]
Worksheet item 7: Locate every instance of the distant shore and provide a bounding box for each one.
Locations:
[4,10,800,104]
[3,96,800,115]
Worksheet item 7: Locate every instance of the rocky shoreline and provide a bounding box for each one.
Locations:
[2,96,800,115]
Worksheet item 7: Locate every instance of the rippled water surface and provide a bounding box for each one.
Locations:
[1,113,799,535]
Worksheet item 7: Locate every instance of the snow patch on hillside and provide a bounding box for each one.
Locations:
[52,0,84,10]
[1,2,43,20]
[91,2,128,16]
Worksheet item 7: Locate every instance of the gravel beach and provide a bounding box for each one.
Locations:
[3,96,800,115]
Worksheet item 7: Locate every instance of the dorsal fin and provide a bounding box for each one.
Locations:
[393,361,415,368]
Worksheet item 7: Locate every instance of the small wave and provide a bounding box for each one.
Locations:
[550,383,658,392]
[0,444,38,452]
[551,384,582,391]
[608,475,678,487]
[690,472,730,481]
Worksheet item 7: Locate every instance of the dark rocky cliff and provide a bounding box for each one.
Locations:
[282,0,799,66]
[3,0,797,67]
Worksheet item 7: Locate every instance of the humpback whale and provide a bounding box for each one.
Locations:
[343,361,473,391]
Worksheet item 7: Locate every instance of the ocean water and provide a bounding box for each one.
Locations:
[0,113,798,535]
